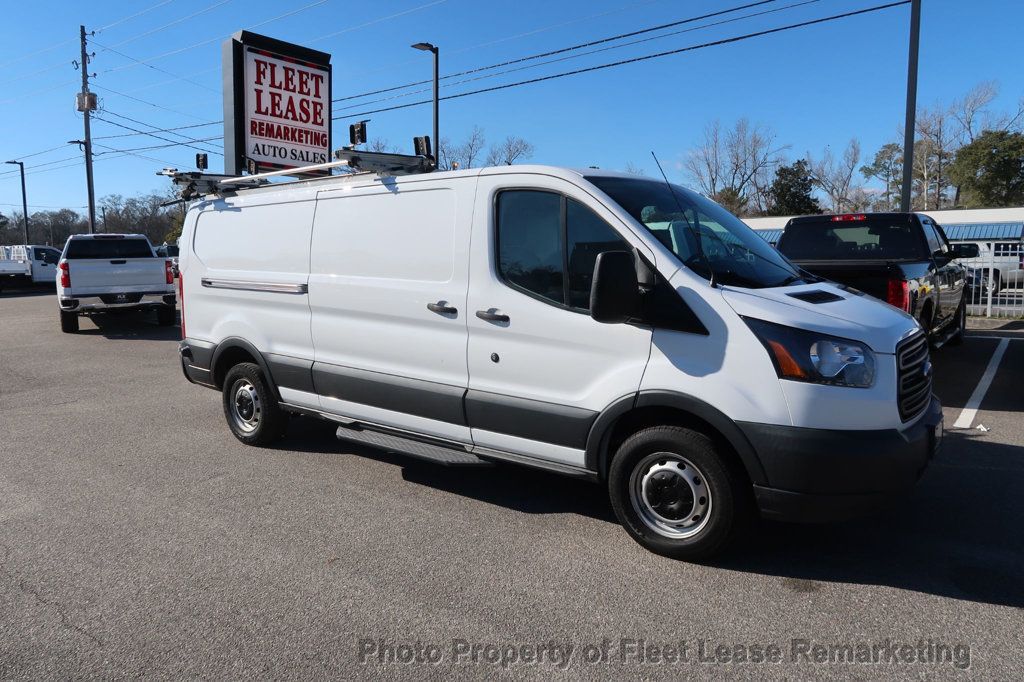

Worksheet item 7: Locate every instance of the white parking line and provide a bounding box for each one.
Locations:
[953,338,1010,429]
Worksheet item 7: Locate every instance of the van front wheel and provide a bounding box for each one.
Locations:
[608,426,746,561]
[222,363,287,446]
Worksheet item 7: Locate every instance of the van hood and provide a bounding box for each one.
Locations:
[719,281,920,354]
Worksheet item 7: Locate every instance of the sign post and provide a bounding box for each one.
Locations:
[223,31,332,177]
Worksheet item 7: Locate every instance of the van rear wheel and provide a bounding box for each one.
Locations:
[59,310,79,333]
[608,426,747,561]
[222,363,287,446]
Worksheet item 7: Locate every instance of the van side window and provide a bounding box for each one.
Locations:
[497,190,564,305]
[566,198,630,309]
[497,191,631,311]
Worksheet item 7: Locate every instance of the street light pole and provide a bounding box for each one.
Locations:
[5,160,29,244]
[411,42,439,165]
[899,0,921,212]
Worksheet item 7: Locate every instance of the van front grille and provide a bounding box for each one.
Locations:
[897,332,931,422]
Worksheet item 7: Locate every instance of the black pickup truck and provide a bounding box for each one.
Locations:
[776,213,979,346]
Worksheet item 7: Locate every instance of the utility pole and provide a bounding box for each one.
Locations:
[4,160,29,244]
[77,25,97,233]
[899,0,921,212]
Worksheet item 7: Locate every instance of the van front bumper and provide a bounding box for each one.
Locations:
[740,395,942,523]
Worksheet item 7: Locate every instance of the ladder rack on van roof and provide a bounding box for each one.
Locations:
[158,149,435,201]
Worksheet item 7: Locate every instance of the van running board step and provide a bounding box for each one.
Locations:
[335,426,489,466]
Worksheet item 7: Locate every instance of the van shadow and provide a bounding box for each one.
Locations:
[280,416,616,521]
[283,418,1023,607]
[77,310,181,341]
[714,431,1024,608]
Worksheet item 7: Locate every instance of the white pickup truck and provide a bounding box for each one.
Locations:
[1,245,62,292]
[56,233,177,333]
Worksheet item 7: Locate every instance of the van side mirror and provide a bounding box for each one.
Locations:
[950,243,979,259]
[590,251,640,324]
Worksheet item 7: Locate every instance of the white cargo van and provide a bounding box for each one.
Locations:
[176,165,941,559]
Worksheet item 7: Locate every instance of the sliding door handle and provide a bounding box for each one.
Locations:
[427,301,458,315]
[475,309,510,323]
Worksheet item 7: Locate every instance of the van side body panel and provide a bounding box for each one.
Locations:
[308,175,477,443]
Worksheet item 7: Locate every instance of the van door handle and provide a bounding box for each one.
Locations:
[110,260,126,265]
[475,309,510,323]
[427,301,458,315]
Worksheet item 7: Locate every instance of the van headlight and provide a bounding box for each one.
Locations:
[743,318,875,388]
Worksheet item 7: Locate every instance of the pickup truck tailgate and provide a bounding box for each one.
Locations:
[67,258,169,295]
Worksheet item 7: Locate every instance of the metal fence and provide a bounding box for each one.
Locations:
[961,246,1024,319]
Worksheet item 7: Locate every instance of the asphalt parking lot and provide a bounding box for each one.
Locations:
[1,290,1022,678]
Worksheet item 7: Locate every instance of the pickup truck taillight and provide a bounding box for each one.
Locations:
[59,261,70,288]
[887,277,910,312]
[165,259,174,284]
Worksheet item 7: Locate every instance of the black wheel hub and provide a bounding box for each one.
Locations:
[236,393,255,420]
[643,470,694,521]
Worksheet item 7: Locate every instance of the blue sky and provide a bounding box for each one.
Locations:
[1,0,1021,214]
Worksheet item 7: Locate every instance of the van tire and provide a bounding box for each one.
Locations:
[608,426,747,561]
[60,310,79,333]
[156,305,176,326]
[222,363,287,446]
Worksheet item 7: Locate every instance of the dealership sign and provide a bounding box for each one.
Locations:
[223,31,332,176]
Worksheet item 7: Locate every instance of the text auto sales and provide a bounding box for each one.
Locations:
[249,58,328,164]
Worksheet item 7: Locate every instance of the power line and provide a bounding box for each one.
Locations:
[93,121,222,140]
[92,137,222,155]
[114,0,332,71]
[100,0,236,51]
[334,0,821,114]
[90,39,220,93]
[95,0,176,33]
[333,1,911,121]
[332,0,779,104]
[308,0,447,43]
[91,84,218,122]
[0,1,180,84]
[101,110,224,148]
[93,114,224,155]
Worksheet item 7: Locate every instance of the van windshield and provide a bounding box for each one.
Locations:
[586,176,804,288]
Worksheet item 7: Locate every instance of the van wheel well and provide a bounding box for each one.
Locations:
[213,346,259,389]
[600,406,752,489]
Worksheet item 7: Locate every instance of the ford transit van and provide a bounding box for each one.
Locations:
[176,165,941,560]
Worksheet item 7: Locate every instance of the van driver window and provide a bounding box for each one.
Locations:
[497,191,630,311]
[497,190,564,305]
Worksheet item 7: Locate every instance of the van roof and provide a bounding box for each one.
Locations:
[188,164,650,206]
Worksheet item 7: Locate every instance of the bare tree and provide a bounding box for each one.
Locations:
[623,162,646,176]
[485,136,535,166]
[949,81,999,145]
[435,137,455,171]
[914,107,958,209]
[810,139,862,212]
[455,126,487,169]
[366,138,400,153]
[684,118,786,214]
